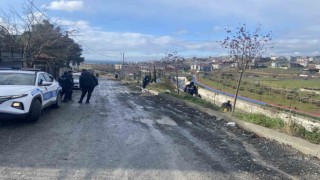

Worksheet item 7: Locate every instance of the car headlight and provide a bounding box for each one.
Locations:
[11,102,25,110]
[0,94,28,102]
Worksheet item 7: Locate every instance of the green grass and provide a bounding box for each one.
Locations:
[147,78,176,93]
[234,112,320,144]
[258,79,320,89]
[168,92,220,110]
[234,112,285,129]
[199,75,320,114]
[294,126,320,144]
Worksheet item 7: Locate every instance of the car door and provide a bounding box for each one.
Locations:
[37,73,51,106]
[42,73,57,103]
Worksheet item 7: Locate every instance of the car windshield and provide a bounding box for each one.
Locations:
[0,73,35,85]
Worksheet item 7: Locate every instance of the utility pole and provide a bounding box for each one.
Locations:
[175,52,179,94]
[121,53,125,77]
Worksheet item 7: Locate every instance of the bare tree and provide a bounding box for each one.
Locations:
[0,7,22,48]
[0,0,84,69]
[220,24,273,111]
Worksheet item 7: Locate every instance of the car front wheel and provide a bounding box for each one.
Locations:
[25,100,42,122]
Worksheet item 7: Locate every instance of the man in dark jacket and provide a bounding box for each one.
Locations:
[142,75,150,89]
[221,100,232,112]
[65,71,74,101]
[78,69,98,104]
[58,71,73,102]
[184,81,198,96]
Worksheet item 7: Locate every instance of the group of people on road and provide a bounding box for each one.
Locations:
[58,69,99,104]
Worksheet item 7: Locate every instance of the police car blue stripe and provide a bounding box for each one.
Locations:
[31,89,41,96]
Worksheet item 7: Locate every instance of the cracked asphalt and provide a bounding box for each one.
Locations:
[0,78,319,180]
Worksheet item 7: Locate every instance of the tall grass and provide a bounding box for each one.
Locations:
[234,112,320,144]
[234,112,285,129]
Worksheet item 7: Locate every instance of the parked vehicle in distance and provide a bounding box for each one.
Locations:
[0,69,62,122]
[72,72,81,89]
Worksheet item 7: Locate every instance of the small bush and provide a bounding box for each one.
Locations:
[148,78,175,92]
[293,125,320,144]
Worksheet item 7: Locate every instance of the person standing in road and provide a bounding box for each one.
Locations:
[58,71,73,102]
[65,71,74,101]
[78,69,99,104]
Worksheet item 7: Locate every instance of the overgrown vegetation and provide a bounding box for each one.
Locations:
[234,111,320,144]
[293,125,320,144]
[234,112,285,129]
[168,93,220,110]
[147,78,176,93]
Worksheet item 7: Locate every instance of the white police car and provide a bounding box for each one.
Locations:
[0,69,62,122]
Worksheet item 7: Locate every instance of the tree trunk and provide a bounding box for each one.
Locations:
[176,70,179,94]
[233,71,244,111]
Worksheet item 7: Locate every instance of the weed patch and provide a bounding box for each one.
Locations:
[293,125,320,144]
[234,112,320,144]
[234,112,285,129]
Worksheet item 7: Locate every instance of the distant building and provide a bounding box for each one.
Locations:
[289,63,304,68]
[114,64,122,70]
[271,56,288,68]
[289,56,298,63]
[190,63,199,71]
[270,55,278,61]
[0,47,26,69]
[190,62,212,71]
[296,57,309,67]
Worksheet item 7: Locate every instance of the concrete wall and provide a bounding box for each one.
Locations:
[198,87,320,131]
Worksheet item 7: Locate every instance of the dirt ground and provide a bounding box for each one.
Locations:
[0,79,319,180]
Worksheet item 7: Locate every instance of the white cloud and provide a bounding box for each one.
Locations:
[61,20,222,60]
[56,18,320,60]
[50,0,320,60]
[43,0,84,12]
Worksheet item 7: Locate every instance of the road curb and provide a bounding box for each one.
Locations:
[154,92,320,159]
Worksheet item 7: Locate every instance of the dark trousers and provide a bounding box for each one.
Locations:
[79,86,95,103]
[65,89,73,100]
[62,87,73,101]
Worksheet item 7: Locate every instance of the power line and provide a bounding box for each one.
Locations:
[26,0,122,59]
[26,0,56,26]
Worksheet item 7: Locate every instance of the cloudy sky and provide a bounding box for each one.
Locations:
[1,0,320,61]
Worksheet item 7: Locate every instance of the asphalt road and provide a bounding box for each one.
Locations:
[0,78,319,180]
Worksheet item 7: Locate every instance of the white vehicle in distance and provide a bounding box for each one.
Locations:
[72,72,81,89]
[0,69,62,122]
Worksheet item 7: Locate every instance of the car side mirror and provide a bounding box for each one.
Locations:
[39,80,52,86]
